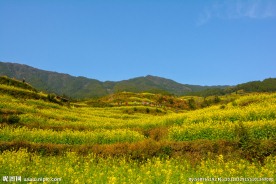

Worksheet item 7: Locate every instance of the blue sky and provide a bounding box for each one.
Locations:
[1,0,276,85]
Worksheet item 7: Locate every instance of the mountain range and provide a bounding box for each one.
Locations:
[0,61,230,98]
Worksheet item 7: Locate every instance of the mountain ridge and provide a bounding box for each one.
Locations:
[0,61,227,98]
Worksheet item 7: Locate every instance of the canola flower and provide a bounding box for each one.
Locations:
[168,120,276,141]
[1,89,276,183]
[0,149,275,184]
[0,126,145,145]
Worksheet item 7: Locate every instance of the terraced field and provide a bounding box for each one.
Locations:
[0,81,275,183]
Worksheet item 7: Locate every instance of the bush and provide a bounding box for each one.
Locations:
[188,98,196,110]
[7,115,20,124]
[47,94,56,102]
[234,122,250,148]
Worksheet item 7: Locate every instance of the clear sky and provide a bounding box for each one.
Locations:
[1,0,276,85]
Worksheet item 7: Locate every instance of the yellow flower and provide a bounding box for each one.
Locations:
[218,155,224,163]
[108,176,117,184]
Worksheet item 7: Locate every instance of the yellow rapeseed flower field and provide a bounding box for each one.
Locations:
[0,90,276,183]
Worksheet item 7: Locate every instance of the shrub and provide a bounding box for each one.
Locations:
[47,94,56,102]
[234,122,250,148]
[7,115,20,124]
[188,98,196,110]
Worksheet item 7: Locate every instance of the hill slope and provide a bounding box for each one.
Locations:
[0,62,106,98]
[0,62,226,98]
[234,78,276,92]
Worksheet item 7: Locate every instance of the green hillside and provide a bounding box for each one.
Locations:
[234,78,276,92]
[186,78,276,97]
[0,76,37,92]
[0,76,66,105]
[0,62,107,98]
[0,62,228,98]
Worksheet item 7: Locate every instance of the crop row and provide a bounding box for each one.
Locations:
[181,100,276,124]
[169,120,276,141]
[0,126,144,145]
[1,93,276,131]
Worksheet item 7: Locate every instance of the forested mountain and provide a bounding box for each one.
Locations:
[0,62,229,98]
[186,78,276,97]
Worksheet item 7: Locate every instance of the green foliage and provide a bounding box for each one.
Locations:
[7,115,20,124]
[233,122,276,163]
[235,78,276,93]
[0,62,230,98]
[3,62,276,100]
[234,122,250,148]
[0,114,20,125]
[185,88,226,97]
[188,98,196,109]
[46,93,62,105]
[121,106,166,115]
[185,78,276,97]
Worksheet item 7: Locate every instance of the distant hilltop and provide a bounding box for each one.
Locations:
[0,61,275,99]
